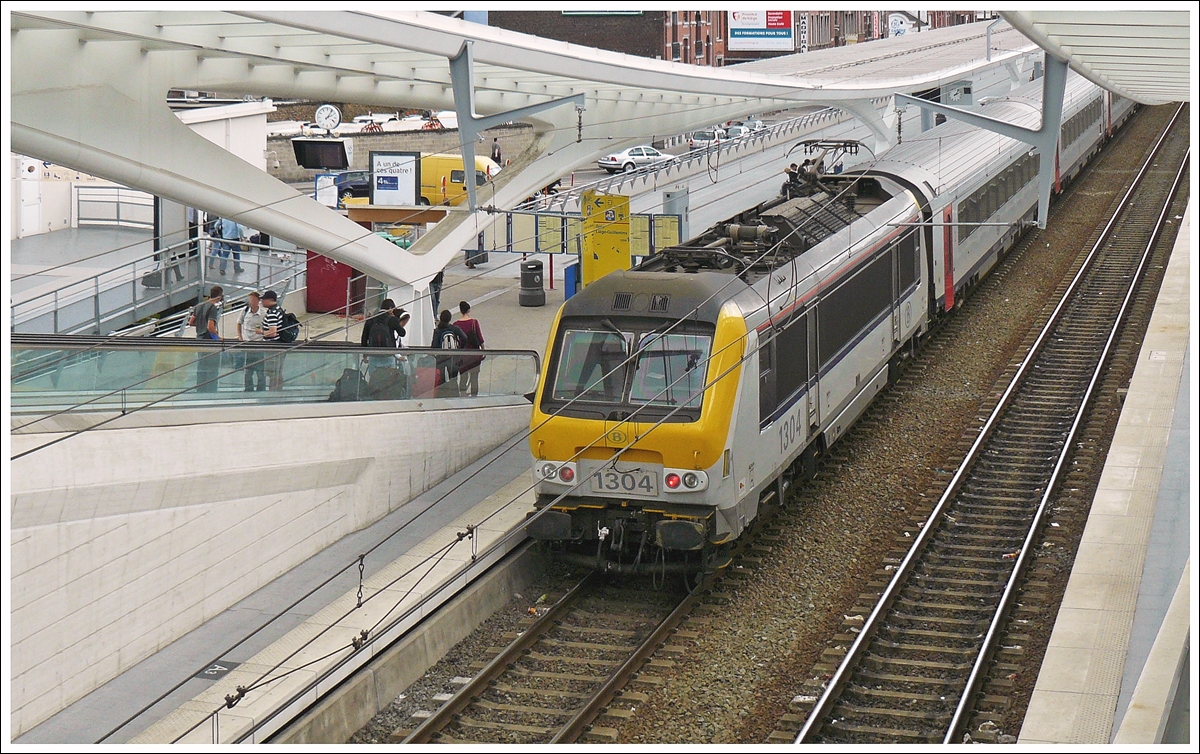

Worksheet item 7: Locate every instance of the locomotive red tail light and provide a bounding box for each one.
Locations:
[665,472,682,489]
[558,466,576,483]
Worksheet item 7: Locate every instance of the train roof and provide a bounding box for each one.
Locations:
[871,71,1101,198]
[561,269,746,323]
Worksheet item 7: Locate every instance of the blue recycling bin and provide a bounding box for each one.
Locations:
[563,260,581,301]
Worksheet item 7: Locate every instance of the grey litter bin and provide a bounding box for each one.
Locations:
[519,260,545,307]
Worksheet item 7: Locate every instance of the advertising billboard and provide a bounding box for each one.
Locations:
[727,10,794,51]
[369,151,420,206]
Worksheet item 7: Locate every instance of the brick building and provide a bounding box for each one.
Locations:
[487,11,995,68]
[487,11,665,60]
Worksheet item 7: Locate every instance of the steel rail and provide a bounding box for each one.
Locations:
[795,102,1187,743]
[549,578,709,742]
[944,145,1190,743]
[402,573,598,743]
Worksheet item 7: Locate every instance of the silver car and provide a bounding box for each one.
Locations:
[597,145,675,173]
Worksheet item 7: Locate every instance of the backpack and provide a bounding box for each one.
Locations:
[439,328,462,351]
[368,366,408,400]
[278,310,301,343]
[367,317,392,348]
[328,368,368,402]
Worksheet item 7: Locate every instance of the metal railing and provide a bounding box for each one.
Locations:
[11,334,539,415]
[519,105,859,214]
[75,185,155,228]
[11,236,307,336]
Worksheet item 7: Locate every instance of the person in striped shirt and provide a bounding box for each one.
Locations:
[259,290,285,391]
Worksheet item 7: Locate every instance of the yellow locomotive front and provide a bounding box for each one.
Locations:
[527,271,747,574]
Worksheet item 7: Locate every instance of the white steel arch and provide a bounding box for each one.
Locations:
[10,10,1040,336]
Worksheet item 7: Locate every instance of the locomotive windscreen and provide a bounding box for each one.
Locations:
[544,320,715,422]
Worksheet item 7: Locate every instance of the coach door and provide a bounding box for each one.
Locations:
[891,239,903,345]
[805,310,820,431]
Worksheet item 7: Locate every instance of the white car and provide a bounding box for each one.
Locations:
[725,125,751,139]
[597,145,675,173]
[688,128,726,150]
[352,112,399,124]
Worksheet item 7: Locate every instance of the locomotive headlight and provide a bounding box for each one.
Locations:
[663,468,708,493]
[539,462,576,484]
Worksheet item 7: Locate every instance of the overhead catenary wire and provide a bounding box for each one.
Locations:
[146,168,891,742]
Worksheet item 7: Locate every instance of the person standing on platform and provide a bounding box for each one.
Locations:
[455,300,485,397]
[360,298,401,376]
[238,291,266,392]
[431,309,467,398]
[429,269,444,319]
[259,290,286,391]
[188,285,223,392]
[490,137,503,165]
[394,309,411,348]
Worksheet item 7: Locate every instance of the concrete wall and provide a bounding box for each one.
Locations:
[9,401,531,736]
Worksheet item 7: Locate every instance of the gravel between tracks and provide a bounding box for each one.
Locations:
[617,105,1177,744]
[351,105,1175,745]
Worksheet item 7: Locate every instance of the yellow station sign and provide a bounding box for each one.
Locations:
[581,190,630,287]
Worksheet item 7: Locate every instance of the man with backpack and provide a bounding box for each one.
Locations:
[431,309,468,398]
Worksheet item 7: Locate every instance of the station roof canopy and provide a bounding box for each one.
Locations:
[1001,11,1192,105]
[10,10,1037,128]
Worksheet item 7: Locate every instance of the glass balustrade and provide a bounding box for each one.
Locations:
[11,336,539,414]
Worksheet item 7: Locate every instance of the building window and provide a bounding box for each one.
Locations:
[671,41,680,60]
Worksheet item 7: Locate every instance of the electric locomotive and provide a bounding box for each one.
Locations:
[526,71,1135,574]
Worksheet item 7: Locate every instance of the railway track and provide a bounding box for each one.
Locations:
[793,105,1190,744]
[394,573,692,744]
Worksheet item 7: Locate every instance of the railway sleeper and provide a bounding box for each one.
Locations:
[909,574,1006,590]
[849,676,959,700]
[871,638,981,656]
[452,716,556,735]
[523,652,621,667]
[832,702,952,723]
[879,625,981,645]
[493,682,590,700]
[931,527,1028,544]
[860,654,970,673]
[893,597,997,614]
[508,666,609,683]
[555,624,639,638]
[921,547,1017,566]
[820,719,941,742]
[938,520,1034,535]
[474,697,573,717]
[537,637,637,653]
[846,686,949,704]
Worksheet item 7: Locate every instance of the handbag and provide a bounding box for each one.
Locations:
[141,269,163,288]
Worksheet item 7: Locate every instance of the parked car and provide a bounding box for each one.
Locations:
[597,145,675,173]
[688,128,726,150]
[352,112,399,124]
[334,170,370,203]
